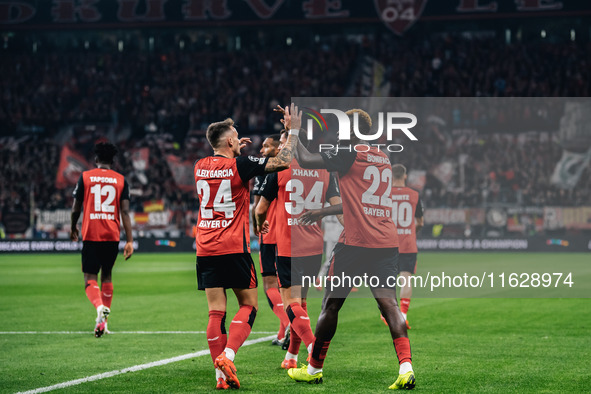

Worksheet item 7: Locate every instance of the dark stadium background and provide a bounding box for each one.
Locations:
[1,0,590,253]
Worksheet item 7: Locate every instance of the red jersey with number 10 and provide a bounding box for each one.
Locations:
[391,186,420,253]
[76,168,127,242]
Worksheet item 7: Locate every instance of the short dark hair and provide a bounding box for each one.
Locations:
[94,142,118,164]
[392,164,407,180]
[346,109,372,134]
[206,118,235,149]
[267,134,281,145]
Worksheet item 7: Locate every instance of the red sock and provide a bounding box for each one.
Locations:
[309,339,331,369]
[85,280,103,309]
[101,282,113,309]
[207,310,227,363]
[286,303,315,348]
[266,288,289,340]
[226,306,257,353]
[287,325,302,355]
[278,319,287,341]
[400,298,411,315]
[393,337,412,364]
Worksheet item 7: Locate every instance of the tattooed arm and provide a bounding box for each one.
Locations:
[264,103,301,173]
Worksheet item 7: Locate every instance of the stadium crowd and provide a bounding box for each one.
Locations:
[1,35,590,224]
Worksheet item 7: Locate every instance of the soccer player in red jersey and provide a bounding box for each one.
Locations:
[255,130,341,370]
[195,104,301,390]
[390,164,424,330]
[288,109,416,390]
[251,134,291,347]
[70,142,134,338]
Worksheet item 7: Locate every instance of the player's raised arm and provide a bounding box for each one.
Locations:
[264,103,300,172]
[295,138,327,169]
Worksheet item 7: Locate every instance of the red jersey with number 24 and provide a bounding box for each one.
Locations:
[194,155,268,257]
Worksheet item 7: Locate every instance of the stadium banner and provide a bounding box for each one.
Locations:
[424,208,485,225]
[1,211,29,234]
[505,207,544,233]
[165,154,195,193]
[406,169,426,191]
[36,209,72,228]
[129,211,170,227]
[55,145,90,190]
[143,199,165,212]
[130,147,149,172]
[1,1,585,32]
[0,239,139,253]
[416,236,590,252]
[550,149,591,189]
[0,235,588,254]
[543,206,591,230]
[35,209,172,229]
[562,207,591,230]
[430,160,455,187]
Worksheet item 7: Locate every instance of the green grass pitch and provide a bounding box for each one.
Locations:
[0,252,589,393]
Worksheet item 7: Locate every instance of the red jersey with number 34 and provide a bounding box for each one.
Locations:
[194,155,268,257]
[73,168,129,242]
[260,161,339,257]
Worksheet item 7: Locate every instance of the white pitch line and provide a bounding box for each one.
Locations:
[15,334,276,394]
[0,330,276,335]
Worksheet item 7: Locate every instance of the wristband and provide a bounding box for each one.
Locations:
[288,128,300,136]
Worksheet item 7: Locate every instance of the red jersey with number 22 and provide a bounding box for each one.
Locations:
[337,149,399,248]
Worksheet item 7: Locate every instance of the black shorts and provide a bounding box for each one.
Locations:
[259,243,277,277]
[398,253,417,274]
[196,253,258,290]
[327,243,399,296]
[81,241,119,276]
[276,254,322,288]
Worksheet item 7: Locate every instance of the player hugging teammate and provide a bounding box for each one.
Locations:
[285,109,417,390]
[195,106,418,390]
[254,128,342,371]
[193,104,303,389]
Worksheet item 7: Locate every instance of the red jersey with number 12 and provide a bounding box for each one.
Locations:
[78,168,126,242]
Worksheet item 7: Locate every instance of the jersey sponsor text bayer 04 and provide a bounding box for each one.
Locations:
[320,147,398,249]
[73,168,130,242]
[194,155,267,256]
